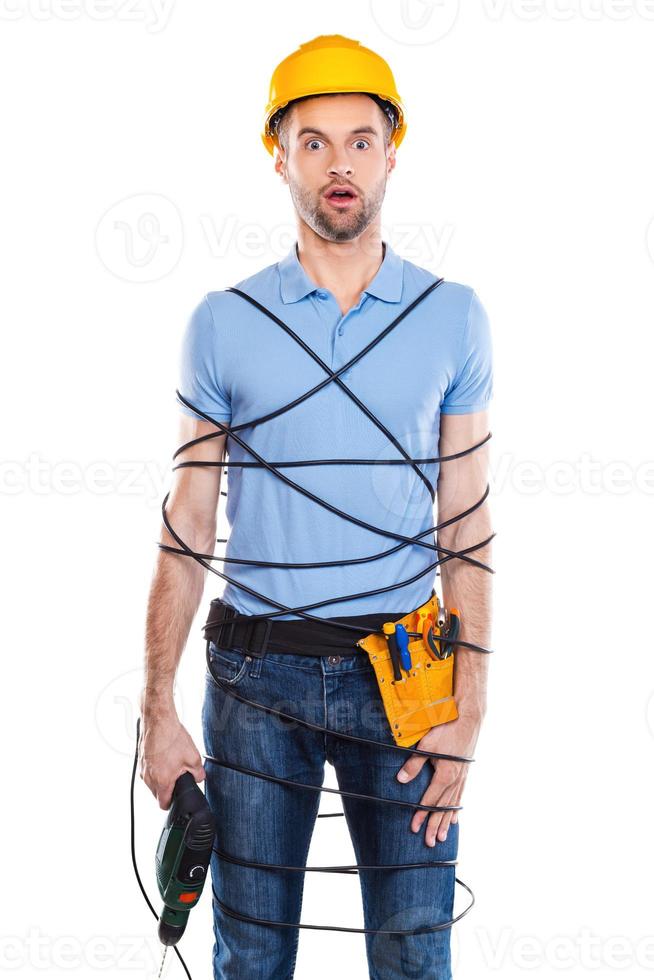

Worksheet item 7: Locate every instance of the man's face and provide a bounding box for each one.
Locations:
[275,93,396,243]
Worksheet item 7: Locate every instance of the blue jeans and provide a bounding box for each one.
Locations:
[202,641,459,980]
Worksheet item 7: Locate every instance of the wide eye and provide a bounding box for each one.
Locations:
[353,139,370,150]
[306,139,323,151]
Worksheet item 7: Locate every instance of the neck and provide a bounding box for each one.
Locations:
[294,223,385,303]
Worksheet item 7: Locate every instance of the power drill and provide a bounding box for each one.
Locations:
[155,772,216,947]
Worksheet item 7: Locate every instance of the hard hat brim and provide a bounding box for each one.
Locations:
[262,88,406,156]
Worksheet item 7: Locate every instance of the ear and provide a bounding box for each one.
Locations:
[274,145,288,184]
[386,141,397,176]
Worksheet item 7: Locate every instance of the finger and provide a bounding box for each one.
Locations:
[426,801,454,846]
[425,780,461,847]
[425,784,460,847]
[396,751,428,784]
[410,771,452,834]
[413,793,449,838]
[448,770,468,827]
[159,775,181,810]
[410,756,463,833]
[411,804,434,835]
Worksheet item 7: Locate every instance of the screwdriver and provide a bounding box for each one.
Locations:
[382,623,403,681]
[395,623,412,671]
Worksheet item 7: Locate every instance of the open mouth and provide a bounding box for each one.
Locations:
[324,185,358,208]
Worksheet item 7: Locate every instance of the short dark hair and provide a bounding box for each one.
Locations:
[272,92,397,152]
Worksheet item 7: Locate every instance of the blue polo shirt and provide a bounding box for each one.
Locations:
[178,240,493,619]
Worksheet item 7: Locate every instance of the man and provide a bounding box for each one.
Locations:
[139,35,493,980]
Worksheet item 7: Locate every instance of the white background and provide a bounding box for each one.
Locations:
[2,1,654,978]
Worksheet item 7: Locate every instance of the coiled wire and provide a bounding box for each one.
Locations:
[153,278,495,937]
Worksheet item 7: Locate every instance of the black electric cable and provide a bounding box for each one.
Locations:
[133,278,494,956]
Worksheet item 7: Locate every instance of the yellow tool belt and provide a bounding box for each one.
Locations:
[356,593,459,747]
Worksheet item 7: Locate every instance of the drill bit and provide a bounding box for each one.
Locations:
[157,944,167,978]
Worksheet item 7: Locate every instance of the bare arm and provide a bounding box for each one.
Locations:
[139,415,227,808]
[396,409,493,844]
[436,409,493,719]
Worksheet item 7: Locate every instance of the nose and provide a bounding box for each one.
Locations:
[327,153,354,180]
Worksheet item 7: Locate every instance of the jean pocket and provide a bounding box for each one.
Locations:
[206,642,251,687]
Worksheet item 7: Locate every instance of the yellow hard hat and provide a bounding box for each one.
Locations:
[262,34,406,156]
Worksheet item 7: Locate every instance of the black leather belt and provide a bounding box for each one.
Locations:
[202,597,414,658]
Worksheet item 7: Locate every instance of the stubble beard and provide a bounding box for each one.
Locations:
[288,173,387,243]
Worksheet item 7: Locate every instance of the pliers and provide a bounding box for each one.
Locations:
[422,608,460,660]
[443,608,460,658]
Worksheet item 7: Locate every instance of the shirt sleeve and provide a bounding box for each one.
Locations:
[177,295,232,424]
[441,289,494,415]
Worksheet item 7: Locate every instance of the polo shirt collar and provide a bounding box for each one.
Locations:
[278,240,404,304]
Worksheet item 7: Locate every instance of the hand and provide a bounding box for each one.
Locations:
[138,703,206,810]
[395,712,482,847]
